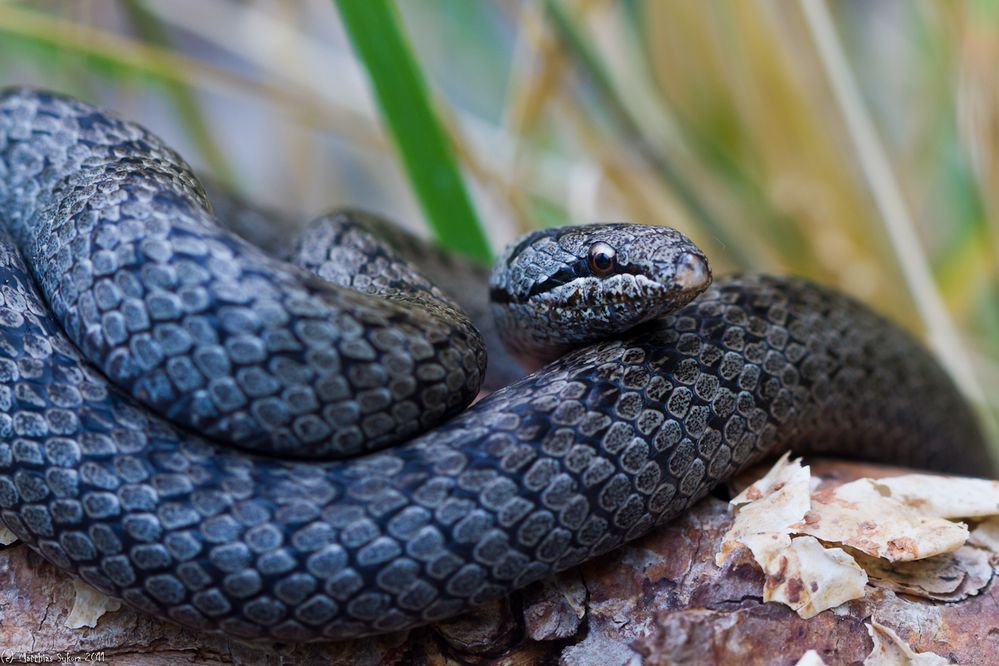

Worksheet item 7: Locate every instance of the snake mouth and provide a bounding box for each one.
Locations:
[490,256,694,307]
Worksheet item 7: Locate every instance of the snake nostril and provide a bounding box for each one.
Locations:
[674,252,710,291]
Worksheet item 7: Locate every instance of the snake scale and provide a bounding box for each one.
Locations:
[0,88,991,642]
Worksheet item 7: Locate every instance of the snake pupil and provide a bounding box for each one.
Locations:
[589,242,616,275]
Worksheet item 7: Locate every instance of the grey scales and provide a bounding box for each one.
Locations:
[0,88,991,643]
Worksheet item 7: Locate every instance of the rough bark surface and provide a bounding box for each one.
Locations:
[0,460,995,665]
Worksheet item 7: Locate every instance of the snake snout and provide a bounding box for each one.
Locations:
[674,251,711,292]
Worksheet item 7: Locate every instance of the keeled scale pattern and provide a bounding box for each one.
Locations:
[0,88,989,641]
[287,208,528,393]
[0,88,484,458]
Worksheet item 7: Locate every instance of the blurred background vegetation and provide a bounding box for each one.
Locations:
[2,0,999,453]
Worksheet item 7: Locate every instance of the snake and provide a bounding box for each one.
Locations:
[0,88,991,643]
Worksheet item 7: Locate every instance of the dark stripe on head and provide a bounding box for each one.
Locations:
[492,258,650,305]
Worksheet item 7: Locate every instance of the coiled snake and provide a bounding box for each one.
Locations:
[0,89,990,642]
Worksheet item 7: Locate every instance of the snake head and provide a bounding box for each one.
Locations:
[490,223,711,368]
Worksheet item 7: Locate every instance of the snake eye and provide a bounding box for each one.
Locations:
[588,242,616,276]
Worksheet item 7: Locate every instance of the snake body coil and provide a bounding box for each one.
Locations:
[0,89,990,642]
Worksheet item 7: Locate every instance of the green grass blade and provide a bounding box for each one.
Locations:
[334,0,492,263]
